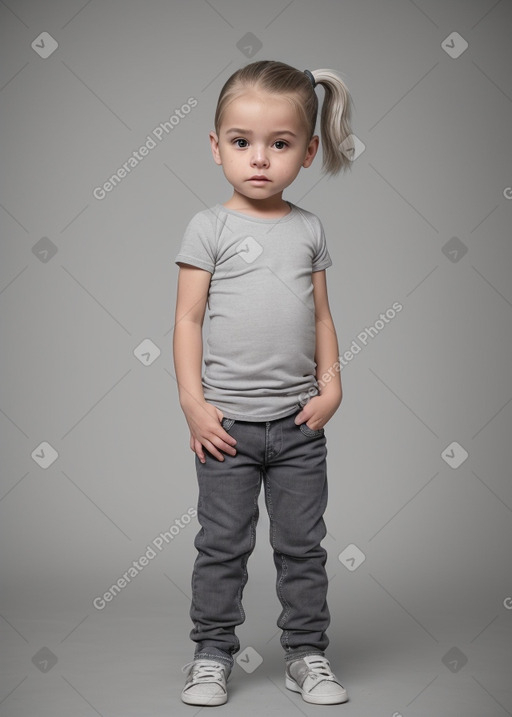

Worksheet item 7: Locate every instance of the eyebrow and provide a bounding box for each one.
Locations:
[224,128,297,137]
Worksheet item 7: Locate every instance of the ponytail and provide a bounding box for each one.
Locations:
[309,69,354,175]
[213,60,354,177]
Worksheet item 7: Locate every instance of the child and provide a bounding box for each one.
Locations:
[173,60,353,706]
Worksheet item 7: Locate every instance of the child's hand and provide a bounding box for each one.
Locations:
[294,392,341,432]
[182,400,237,463]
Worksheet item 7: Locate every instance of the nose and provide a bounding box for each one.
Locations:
[250,145,269,168]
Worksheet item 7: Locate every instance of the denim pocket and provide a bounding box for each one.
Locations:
[298,422,325,438]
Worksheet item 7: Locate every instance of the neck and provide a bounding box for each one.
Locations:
[223,191,291,218]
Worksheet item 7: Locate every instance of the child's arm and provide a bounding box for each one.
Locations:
[295,269,342,431]
[173,264,237,463]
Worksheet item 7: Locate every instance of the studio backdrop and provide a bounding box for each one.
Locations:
[1,1,511,716]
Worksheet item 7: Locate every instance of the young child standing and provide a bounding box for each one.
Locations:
[173,60,353,706]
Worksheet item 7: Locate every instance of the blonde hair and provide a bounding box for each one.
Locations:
[213,60,354,176]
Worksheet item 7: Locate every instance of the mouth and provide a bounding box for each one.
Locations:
[248,176,270,182]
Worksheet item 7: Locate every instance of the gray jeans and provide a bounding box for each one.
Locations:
[189,405,330,671]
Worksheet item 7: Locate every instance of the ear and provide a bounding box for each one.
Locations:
[303,134,319,168]
[209,131,222,166]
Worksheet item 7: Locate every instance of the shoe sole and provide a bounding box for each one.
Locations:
[285,675,348,705]
[181,691,227,706]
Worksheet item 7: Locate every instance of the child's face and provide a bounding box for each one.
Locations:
[210,90,318,203]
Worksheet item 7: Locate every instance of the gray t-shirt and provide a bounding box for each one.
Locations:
[175,201,332,421]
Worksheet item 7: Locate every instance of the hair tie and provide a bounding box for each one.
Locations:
[304,69,317,89]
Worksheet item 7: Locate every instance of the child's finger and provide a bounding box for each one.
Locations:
[221,430,237,446]
[207,432,236,458]
[219,438,237,455]
[192,437,206,463]
[204,440,225,462]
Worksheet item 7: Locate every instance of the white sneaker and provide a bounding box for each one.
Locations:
[181,659,229,706]
[285,655,348,705]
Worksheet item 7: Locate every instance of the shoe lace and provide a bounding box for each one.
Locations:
[305,657,336,682]
[182,660,226,682]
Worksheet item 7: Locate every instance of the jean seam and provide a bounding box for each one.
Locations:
[265,466,292,647]
[277,553,291,648]
[235,477,260,623]
[190,548,203,627]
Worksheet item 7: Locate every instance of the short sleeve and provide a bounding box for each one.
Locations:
[175,211,216,274]
[310,215,332,272]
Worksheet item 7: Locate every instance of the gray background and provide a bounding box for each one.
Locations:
[1,0,511,715]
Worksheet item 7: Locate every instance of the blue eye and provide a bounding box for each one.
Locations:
[234,139,248,148]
